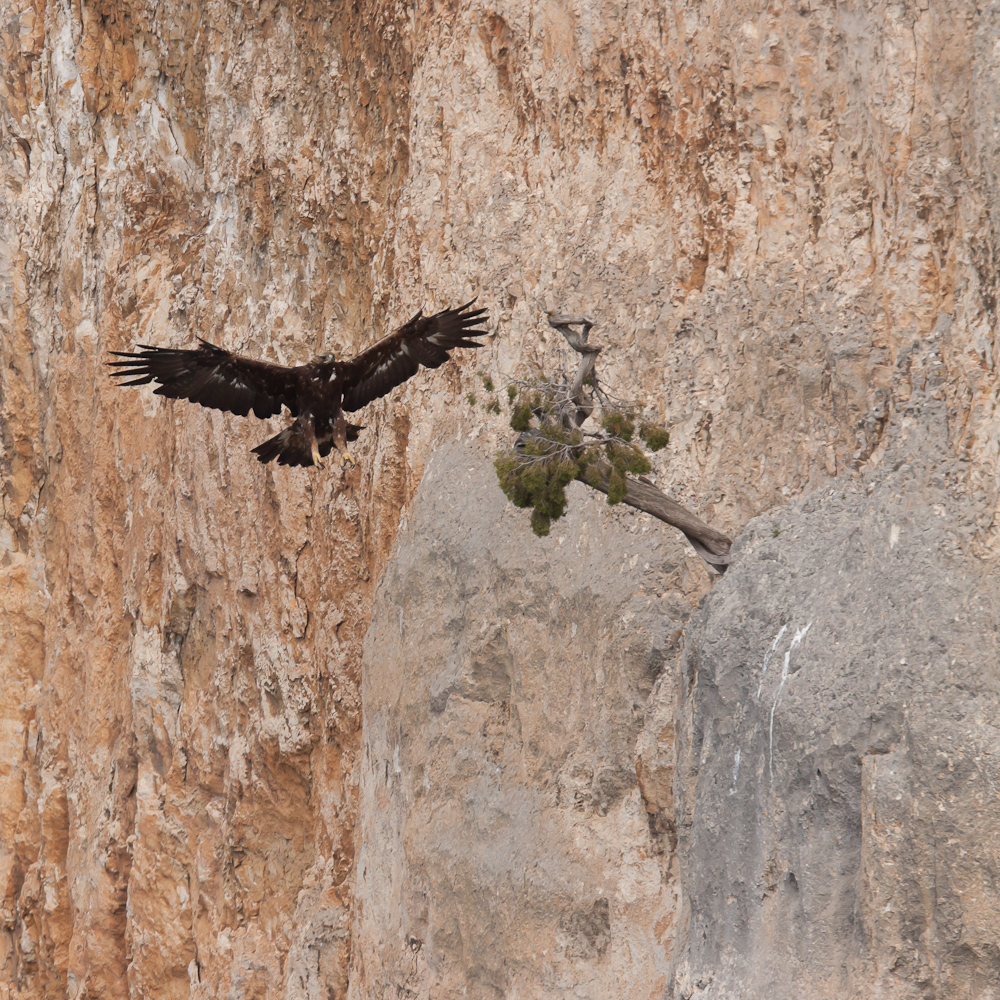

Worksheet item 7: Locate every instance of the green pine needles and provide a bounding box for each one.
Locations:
[494,379,670,537]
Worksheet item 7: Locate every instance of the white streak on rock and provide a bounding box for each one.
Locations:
[757,623,788,698]
[769,623,812,784]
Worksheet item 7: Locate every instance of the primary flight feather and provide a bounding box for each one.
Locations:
[108,300,489,468]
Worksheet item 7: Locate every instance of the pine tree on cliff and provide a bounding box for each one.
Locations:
[493,313,732,574]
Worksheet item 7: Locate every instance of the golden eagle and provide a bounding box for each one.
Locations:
[108,300,488,468]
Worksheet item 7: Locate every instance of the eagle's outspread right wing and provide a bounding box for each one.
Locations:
[338,300,489,412]
[107,339,301,419]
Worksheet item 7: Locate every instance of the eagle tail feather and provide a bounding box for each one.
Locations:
[252,422,366,467]
[252,420,364,466]
[252,426,302,465]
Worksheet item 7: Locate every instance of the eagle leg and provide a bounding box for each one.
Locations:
[333,412,355,469]
[302,415,325,469]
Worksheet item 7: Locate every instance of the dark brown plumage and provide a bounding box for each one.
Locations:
[108,300,489,468]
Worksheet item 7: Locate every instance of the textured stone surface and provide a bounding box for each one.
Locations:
[673,395,1000,999]
[2,0,1000,997]
[353,441,693,999]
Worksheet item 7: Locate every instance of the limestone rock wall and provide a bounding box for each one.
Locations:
[1,0,998,998]
[353,443,693,998]
[674,394,1000,1000]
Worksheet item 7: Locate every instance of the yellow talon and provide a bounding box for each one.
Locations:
[311,442,324,468]
[339,450,356,469]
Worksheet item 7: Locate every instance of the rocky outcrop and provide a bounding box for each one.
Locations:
[351,397,1000,1000]
[2,0,999,997]
[352,441,695,998]
[675,396,1000,999]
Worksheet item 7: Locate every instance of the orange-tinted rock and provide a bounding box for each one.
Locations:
[1,1,998,997]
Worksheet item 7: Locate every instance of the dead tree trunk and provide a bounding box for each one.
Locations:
[546,313,733,573]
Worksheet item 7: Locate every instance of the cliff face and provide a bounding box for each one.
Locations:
[675,398,1000,1000]
[1,1,998,998]
[353,443,692,998]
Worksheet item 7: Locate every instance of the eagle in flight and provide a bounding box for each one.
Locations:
[108,300,488,469]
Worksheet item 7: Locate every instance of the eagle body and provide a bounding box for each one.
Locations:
[108,301,488,467]
[246,359,353,468]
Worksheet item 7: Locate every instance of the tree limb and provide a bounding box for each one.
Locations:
[579,464,732,572]
[547,313,600,355]
[513,431,733,572]
[548,313,601,426]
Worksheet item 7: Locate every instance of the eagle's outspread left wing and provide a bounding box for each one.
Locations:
[339,300,489,412]
[107,339,301,418]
